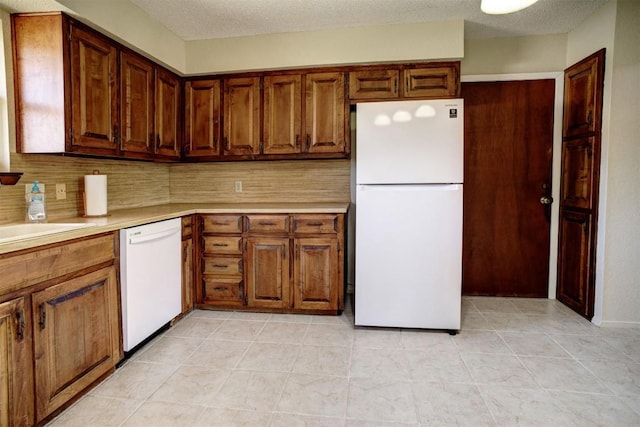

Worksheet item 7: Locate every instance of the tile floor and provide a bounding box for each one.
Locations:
[48,296,640,426]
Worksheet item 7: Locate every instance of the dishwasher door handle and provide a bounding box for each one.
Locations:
[128,227,181,245]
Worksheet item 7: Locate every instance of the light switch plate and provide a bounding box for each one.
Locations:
[234,181,242,192]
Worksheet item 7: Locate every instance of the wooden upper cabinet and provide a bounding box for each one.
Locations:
[0,296,34,427]
[349,69,400,99]
[120,51,154,158]
[224,77,261,156]
[563,50,605,138]
[155,68,182,159]
[184,79,222,158]
[404,65,459,98]
[263,74,302,154]
[69,23,119,154]
[305,72,346,154]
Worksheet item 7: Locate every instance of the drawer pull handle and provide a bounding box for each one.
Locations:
[305,222,324,227]
[213,286,229,292]
[258,221,276,226]
[213,264,228,269]
[213,243,229,247]
[213,221,230,226]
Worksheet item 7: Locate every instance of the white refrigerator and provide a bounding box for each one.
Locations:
[354,98,463,332]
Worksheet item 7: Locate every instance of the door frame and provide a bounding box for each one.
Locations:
[462,72,564,299]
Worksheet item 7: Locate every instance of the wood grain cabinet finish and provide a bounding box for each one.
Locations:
[198,215,245,307]
[12,12,181,161]
[0,297,34,427]
[195,213,344,314]
[305,72,347,154]
[349,69,400,99]
[263,74,302,155]
[563,54,603,138]
[224,77,261,156]
[348,62,460,101]
[0,233,121,425]
[120,51,155,159]
[32,266,120,421]
[184,79,222,158]
[182,216,194,314]
[155,68,182,159]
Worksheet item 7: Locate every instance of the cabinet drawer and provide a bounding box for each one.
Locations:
[202,215,243,233]
[349,70,399,99]
[202,236,242,255]
[246,214,289,234]
[293,214,339,234]
[203,277,243,303]
[202,257,243,276]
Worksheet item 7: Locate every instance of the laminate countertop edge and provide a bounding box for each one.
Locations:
[0,202,351,255]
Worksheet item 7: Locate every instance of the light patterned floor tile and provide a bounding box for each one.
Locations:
[277,373,349,418]
[347,378,418,424]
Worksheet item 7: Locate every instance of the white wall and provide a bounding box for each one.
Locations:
[462,33,567,75]
[598,0,640,327]
[185,20,464,74]
[56,0,185,72]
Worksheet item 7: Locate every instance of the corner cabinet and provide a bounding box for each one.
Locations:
[12,12,181,161]
[0,233,121,425]
[195,212,345,314]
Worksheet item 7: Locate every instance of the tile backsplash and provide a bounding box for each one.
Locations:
[0,154,351,225]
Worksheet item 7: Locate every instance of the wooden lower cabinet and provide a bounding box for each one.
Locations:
[196,212,345,314]
[33,266,120,421]
[181,216,194,314]
[0,297,34,427]
[246,237,290,309]
[0,233,121,425]
[294,238,339,311]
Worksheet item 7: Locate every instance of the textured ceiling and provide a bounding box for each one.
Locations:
[0,0,608,40]
[127,0,608,40]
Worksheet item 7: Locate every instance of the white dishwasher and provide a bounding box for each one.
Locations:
[120,218,182,353]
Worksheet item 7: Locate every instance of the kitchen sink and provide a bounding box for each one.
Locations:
[0,222,97,244]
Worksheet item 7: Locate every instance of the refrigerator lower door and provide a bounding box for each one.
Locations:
[355,184,462,330]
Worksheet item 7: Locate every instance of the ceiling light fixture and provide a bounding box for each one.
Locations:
[481,0,539,15]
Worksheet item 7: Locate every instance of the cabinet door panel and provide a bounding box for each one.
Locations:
[224,77,261,155]
[155,69,181,159]
[349,70,399,99]
[563,52,604,138]
[185,79,221,157]
[70,24,118,153]
[305,72,346,154]
[264,74,302,154]
[182,238,194,314]
[404,66,458,98]
[120,51,154,157]
[560,136,599,209]
[294,238,338,310]
[556,210,594,317]
[32,266,120,421]
[247,238,290,308]
[0,297,34,427]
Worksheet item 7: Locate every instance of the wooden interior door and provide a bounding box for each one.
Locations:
[462,80,555,297]
[556,49,605,319]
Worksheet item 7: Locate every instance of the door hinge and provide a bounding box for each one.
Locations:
[16,310,25,341]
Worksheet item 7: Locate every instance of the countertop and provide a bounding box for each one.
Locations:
[0,202,350,255]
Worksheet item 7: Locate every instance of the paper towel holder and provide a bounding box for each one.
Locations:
[83,170,110,217]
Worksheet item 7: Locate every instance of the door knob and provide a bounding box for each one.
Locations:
[540,196,553,205]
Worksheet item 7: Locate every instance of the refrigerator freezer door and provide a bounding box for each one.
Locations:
[355,184,462,330]
[356,99,463,185]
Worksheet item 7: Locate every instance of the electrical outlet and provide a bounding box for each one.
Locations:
[55,183,67,200]
[234,181,243,192]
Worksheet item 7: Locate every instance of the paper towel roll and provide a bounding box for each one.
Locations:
[84,174,108,216]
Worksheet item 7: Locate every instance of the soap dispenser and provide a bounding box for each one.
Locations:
[26,180,47,223]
